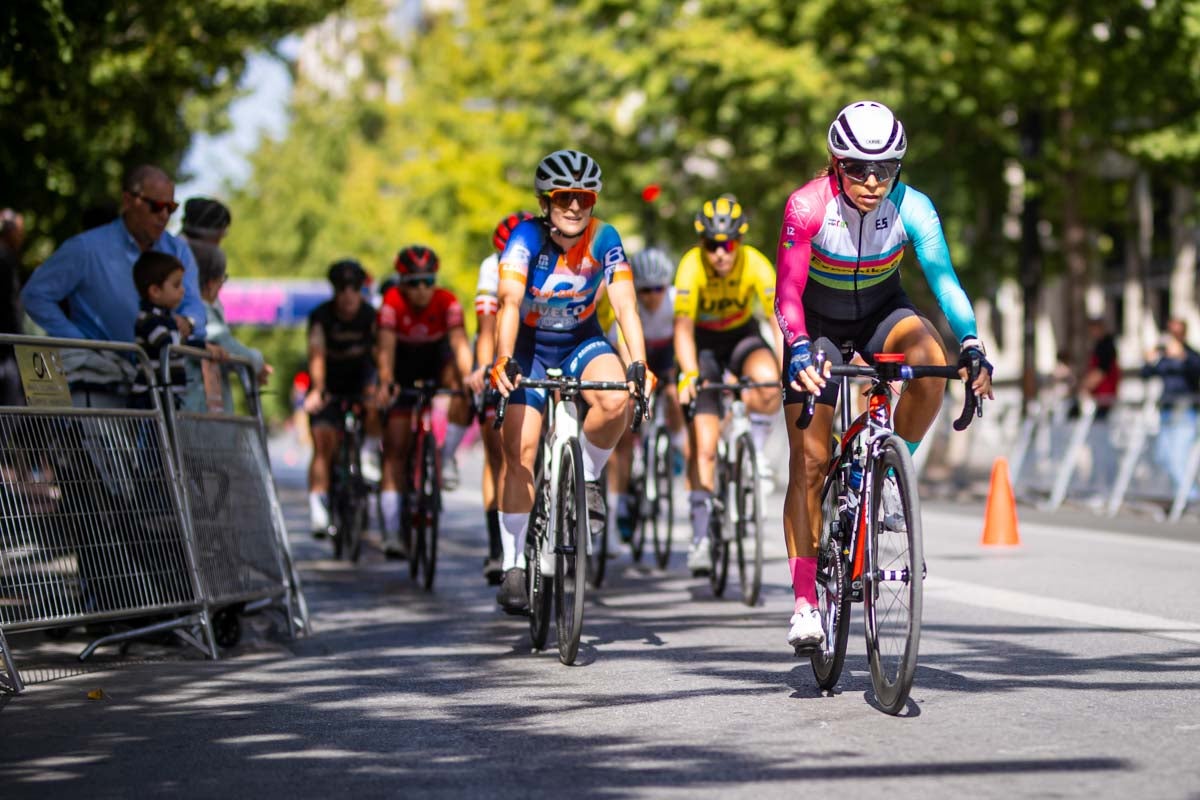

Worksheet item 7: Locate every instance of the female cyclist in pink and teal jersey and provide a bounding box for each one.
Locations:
[774,101,994,649]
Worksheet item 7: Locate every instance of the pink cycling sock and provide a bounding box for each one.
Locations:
[789,557,818,613]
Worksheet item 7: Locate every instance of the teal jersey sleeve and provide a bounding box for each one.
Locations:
[895,184,978,344]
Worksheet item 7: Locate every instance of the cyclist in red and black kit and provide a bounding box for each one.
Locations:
[376,245,474,559]
[304,259,377,536]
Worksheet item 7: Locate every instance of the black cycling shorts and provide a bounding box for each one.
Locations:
[391,340,452,413]
[783,296,919,408]
[694,321,772,416]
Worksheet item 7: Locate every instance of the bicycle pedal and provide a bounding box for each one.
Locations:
[793,643,820,657]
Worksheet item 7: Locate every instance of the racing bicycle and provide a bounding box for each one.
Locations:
[326,395,371,563]
[625,386,675,569]
[495,365,646,665]
[798,347,983,715]
[686,379,776,606]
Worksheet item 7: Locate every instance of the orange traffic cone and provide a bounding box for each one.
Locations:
[981,457,1021,547]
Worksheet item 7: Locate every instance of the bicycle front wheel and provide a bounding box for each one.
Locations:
[628,445,647,564]
[863,435,923,715]
[652,427,673,570]
[709,450,730,597]
[404,445,419,580]
[555,439,588,665]
[418,431,440,591]
[733,433,762,606]
[811,470,851,690]
[527,480,552,650]
[588,465,609,589]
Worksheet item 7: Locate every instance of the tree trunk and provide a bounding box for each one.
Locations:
[1169,185,1198,335]
[1059,107,1090,375]
[1019,110,1042,417]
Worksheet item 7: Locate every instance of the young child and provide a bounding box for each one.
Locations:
[131,251,188,408]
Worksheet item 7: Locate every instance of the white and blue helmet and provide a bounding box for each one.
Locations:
[827,101,908,161]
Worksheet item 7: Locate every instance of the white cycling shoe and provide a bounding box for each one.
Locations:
[881,479,906,532]
[787,607,825,650]
[687,537,711,576]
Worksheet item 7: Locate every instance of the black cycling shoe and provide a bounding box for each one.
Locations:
[384,539,409,561]
[585,480,606,543]
[483,557,504,586]
[497,567,529,614]
[312,528,328,540]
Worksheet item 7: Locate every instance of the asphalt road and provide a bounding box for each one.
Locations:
[2,444,1200,799]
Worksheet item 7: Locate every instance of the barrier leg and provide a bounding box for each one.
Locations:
[1044,407,1095,510]
[1106,419,1150,517]
[78,612,215,661]
[0,628,24,693]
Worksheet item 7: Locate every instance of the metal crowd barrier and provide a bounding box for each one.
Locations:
[0,334,310,694]
[1009,387,1200,521]
[162,345,309,642]
[0,334,214,692]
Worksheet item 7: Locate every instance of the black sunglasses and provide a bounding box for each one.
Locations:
[702,239,739,253]
[637,285,667,294]
[401,276,435,288]
[130,192,180,215]
[838,159,901,184]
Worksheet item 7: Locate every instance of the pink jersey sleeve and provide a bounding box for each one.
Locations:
[774,182,826,344]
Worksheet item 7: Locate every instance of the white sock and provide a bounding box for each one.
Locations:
[580,433,614,482]
[309,492,329,530]
[749,412,774,456]
[500,511,529,571]
[363,435,381,458]
[380,490,400,536]
[689,490,711,545]
[442,422,468,460]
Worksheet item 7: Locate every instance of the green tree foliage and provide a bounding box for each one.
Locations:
[0,0,344,254]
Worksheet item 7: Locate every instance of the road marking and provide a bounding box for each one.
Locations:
[925,575,1200,646]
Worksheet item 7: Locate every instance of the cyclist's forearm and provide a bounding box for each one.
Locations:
[475,313,497,367]
[309,351,326,395]
[450,327,474,379]
[495,294,521,359]
[674,317,699,376]
[376,330,396,387]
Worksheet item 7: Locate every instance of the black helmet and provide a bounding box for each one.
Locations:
[394,244,439,276]
[327,258,367,288]
[693,194,748,241]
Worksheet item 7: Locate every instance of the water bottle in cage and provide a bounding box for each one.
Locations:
[847,436,864,491]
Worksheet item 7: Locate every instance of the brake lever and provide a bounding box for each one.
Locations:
[952,354,982,432]
[793,350,824,430]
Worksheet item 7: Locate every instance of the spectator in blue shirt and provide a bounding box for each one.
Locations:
[1142,317,1200,496]
[21,164,206,346]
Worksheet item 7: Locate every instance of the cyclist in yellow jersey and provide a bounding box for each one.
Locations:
[675,195,784,575]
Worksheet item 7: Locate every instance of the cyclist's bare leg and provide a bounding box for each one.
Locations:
[686,409,720,557]
[579,352,630,452]
[380,412,415,549]
[741,348,782,415]
[481,421,502,509]
[309,424,338,531]
[498,403,542,570]
[784,403,833,617]
[883,316,948,445]
[439,361,471,484]
[309,426,338,495]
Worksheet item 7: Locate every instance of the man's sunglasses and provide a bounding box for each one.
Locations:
[702,238,739,254]
[637,285,667,294]
[547,190,597,211]
[838,159,902,184]
[334,282,363,293]
[400,276,436,288]
[130,192,180,215]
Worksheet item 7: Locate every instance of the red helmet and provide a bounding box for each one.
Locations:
[493,211,536,253]
[394,244,439,275]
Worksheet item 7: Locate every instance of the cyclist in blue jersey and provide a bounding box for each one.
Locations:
[774,101,993,649]
[491,149,654,613]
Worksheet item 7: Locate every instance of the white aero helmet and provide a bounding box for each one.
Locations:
[630,248,675,289]
[827,101,907,161]
[534,149,603,194]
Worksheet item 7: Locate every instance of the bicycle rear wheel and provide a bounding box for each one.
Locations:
[418,431,440,591]
[555,439,588,665]
[733,433,762,606]
[652,428,673,570]
[863,435,923,715]
[811,470,852,690]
